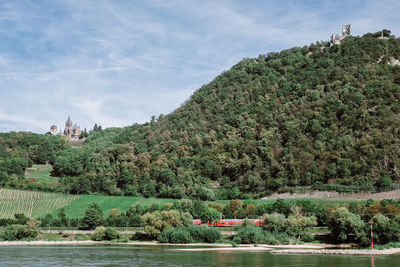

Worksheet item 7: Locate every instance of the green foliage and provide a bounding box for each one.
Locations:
[187,225,221,243]
[158,227,194,243]
[91,226,106,241]
[0,218,40,241]
[0,224,27,241]
[199,207,220,223]
[262,213,286,232]
[327,207,367,244]
[236,224,265,244]
[82,203,105,229]
[371,214,400,244]
[103,227,121,240]
[140,210,191,238]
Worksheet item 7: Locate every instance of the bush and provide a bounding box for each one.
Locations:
[0,225,26,241]
[104,227,121,240]
[372,214,400,244]
[158,228,193,243]
[83,203,105,230]
[91,226,106,241]
[200,207,220,224]
[301,234,315,242]
[327,207,367,244]
[0,219,40,241]
[262,213,286,232]
[236,225,264,244]
[92,227,121,241]
[187,225,221,243]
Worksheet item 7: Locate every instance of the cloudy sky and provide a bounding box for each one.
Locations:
[0,0,398,133]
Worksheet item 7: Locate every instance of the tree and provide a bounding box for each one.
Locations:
[58,208,68,226]
[82,203,105,229]
[200,207,220,224]
[327,207,366,244]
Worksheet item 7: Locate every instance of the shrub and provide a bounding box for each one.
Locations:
[0,219,40,241]
[301,234,315,242]
[236,225,264,244]
[104,227,121,240]
[200,207,220,224]
[272,199,291,216]
[24,219,41,239]
[327,207,367,244]
[187,225,221,243]
[0,225,26,241]
[262,213,285,232]
[91,226,106,241]
[141,210,191,238]
[158,228,193,243]
[372,214,400,244]
[83,203,105,230]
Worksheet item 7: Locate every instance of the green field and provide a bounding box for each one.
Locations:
[49,195,177,218]
[25,164,59,187]
[0,188,79,219]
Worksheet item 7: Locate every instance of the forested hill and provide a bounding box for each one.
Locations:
[51,30,400,199]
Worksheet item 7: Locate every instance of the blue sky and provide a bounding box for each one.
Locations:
[0,0,398,133]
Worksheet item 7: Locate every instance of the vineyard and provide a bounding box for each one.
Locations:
[0,188,79,219]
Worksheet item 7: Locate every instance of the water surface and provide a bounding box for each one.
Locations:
[0,245,398,266]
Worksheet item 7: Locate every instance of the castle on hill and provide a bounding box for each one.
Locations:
[49,116,81,140]
[331,24,352,44]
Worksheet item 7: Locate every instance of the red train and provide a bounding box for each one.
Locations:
[192,219,263,227]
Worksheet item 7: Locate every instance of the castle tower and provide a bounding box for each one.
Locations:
[50,125,57,135]
[342,24,352,36]
[64,116,73,139]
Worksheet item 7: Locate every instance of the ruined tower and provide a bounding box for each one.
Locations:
[331,24,352,45]
[342,24,352,36]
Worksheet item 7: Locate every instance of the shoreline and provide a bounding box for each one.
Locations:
[271,248,400,255]
[0,240,399,255]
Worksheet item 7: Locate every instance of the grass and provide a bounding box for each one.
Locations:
[49,195,177,218]
[0,188,79,219]
[374,242,400,250]
[25,164,59,187]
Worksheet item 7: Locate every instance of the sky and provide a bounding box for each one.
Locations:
[0,0,399,133]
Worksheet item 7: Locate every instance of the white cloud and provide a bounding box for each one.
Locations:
[0,0,399,133]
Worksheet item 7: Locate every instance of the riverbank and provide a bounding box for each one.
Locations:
[2,240,399,255]
[271,248,400,255]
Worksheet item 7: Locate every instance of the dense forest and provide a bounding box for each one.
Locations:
[1,30,400,199]
[0,132,67,188]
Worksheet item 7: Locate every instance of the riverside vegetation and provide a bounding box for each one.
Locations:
[0,197,399,248]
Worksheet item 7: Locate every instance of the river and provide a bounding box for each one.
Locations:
[0,245,399,266]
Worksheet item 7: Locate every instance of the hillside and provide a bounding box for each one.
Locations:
[4,30,400,199]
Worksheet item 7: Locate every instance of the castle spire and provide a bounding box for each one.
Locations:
[66,116,72,126]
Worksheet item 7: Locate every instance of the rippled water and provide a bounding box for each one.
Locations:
[0,245,399,266]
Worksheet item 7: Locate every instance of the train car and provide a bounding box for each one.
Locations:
[192,219,264,227]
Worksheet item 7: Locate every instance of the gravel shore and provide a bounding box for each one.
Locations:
[271,248,400,255]
[262,189,400,200]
